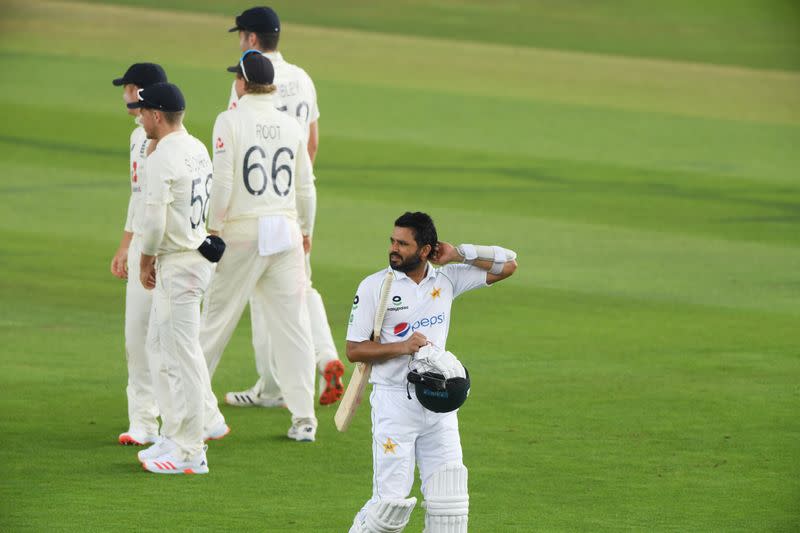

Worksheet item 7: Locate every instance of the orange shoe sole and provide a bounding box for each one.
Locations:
[319,360,345,405]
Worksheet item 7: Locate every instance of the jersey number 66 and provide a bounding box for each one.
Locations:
[243,145,295,197]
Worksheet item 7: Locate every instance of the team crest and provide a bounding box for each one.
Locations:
[382,437,398,454]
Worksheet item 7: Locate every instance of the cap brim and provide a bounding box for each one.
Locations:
[228,26,241,32]
[112,77,127,86]
[126,101,145,109]
[226,65,241,73]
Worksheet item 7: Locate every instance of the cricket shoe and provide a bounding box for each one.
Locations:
[142,445,208,475]
[225,388,285,408]
[137,436,177,462]
[287,418,317,442]
[319,359,345,406]
[118,430,158,446]
[203,423,231,442]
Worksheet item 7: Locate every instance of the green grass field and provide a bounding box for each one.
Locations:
[1,1,799,531]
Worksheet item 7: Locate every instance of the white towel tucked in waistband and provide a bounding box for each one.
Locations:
[257,215,293,256]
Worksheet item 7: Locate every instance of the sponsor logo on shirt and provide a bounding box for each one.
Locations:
[387,295,408,311]
[393,313,447,337]
[214,137,226,154]
[394,322,411,337]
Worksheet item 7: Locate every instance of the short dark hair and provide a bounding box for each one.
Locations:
[162,110,184,126]
[394,211,438,250]
[252,31,280,51]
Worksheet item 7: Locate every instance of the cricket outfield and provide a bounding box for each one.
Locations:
[0,1,798,530]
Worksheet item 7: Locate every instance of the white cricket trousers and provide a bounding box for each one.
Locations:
[124,235,158,435]
[249,252,338,397]
[354,386,464,520]
[146,251,215,460]
[201,218,316,421]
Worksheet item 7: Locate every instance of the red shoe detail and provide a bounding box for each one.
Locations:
[184,469,195,474]
[320,360,345,405]
[119,433,146,446]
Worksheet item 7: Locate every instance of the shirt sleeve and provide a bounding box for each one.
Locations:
[294,135,317,235]
[307,74,320,123]
[440,264,489,299]
[123,193,135,232]
[208,112,235,232]
[144,152,172,206]
[139,202,167,255]
[346,278,378,343]
[140,151,170,254]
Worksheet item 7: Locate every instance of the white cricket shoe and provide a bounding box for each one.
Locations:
[203,423,231,442]
[142,445,208,475]
[137,436,178,462]
[225,388,285,408]
[118,429,158,446]
[287,418,317,442]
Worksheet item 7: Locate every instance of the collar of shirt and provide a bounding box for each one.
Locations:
[238,93,276,109]
[389,262,437,285]
[157,128,188,146]
[261,50,284,64]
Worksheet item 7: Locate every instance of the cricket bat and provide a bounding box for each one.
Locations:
[334,269,394,432]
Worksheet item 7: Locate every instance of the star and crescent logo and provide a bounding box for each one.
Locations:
[431,287,441,299]
[383,437,398,454]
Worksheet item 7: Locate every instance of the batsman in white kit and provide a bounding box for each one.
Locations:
[128,82,229,474]
[223,6,345,408]
[200,51,319,441]
[345,212,517,532]
[110,63,168,446]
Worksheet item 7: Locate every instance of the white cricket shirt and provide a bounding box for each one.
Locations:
[208,93,316,235]
[124,120,150,234]
[140,129,212,255]
[227,51,320,138]
[346,263,488,387]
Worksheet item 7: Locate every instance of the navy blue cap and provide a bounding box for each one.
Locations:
[229,7,280,33]
[112,63,167,87]
[227,50,275,84]
[127,82,185,112]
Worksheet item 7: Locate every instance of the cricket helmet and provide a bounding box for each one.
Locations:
[407,366,470,413]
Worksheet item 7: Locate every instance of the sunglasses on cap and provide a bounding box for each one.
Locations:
[136,88,160,109]
[239,49,262,83]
